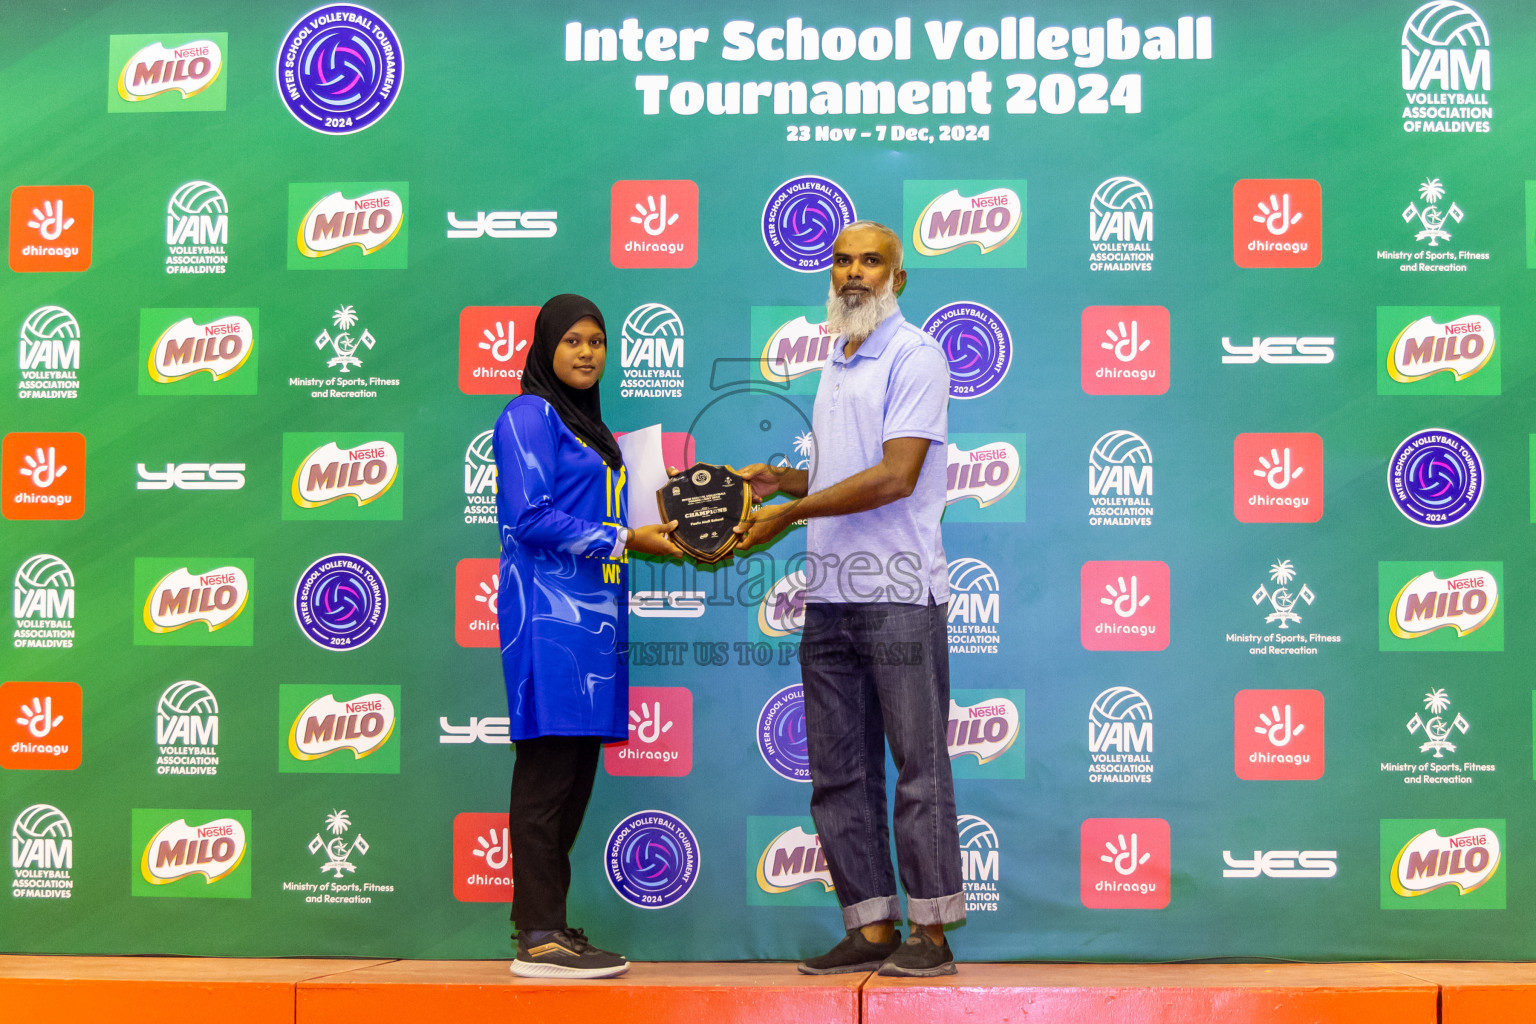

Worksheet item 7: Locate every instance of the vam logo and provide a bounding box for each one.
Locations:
[11,803,73,899]
[134,811,250,897]
[165,180,228,275]
[756,825,833,893]
[142,566,248,635]
[155,680,219,777]
[959,815,1001,912]
[1400,2,1491,132]
[13,554,75,649]
[18,305,81,400]
[1088,686,1154,784]
[285,691,398,767]
[462,429,498,524]
[947,557,1000,655]
[1087,430,1154,527]
[619,303,685,399]
[904,180,1026,268]
[108,35,227,111]
[1088,176,1154,271]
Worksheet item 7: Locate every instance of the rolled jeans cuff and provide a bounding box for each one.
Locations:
[907,891,966,926]
[840,894,902,930]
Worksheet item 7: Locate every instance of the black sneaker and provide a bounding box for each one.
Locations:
[511,928,629,979]
[797,928,902,975]
[878,931,956,977]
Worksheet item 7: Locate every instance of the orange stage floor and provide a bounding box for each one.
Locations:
[3,955,1534,1024]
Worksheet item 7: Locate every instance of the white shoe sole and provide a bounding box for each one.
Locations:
[510,959,629,979]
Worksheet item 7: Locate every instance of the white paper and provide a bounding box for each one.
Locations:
[617,423,667,528]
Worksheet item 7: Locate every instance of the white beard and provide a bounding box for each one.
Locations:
[825,280,898,342]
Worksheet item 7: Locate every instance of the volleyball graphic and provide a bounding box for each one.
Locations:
[13,803,72,840]
[168,180,227,219]
[1091,686,1153,725]
[158,680,219,718]
[949,558,999,595]
[1091,430,1153,467]
[16,553,73,590]
[20,306,79,345]
[1091,177,1153,214]
[1402,1,1489,54]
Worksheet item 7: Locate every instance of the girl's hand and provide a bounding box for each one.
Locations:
[626,521,681,557]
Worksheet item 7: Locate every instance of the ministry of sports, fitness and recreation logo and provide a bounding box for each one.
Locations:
[758,684,809,782]
[1088,176,1154,271]
[139,309,258,395]
[1381,820,1503,909]
[1388,429,1481,527]
[762,176,856,272]
[137,561,252,645]
[619,303,685,400]
[1088,686,1154,784]
[165,181,228,275]
[1087,430,1154,527]
[133,810,251,898]
[156,680,220,777]
[1379,308,1498,395]
[277,5,402,134]
[11,803,73,900]
[293,554,387,650]
[18,305,81,400]
[109,34,227,111]
[13,553,75,649]
[904,180,1026,268]
[1400,2,1492,133]
[605,810,700,908]
[922,303,1010,400]
[281,686,399,773]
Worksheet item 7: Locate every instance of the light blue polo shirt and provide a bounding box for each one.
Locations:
[804,308,950,605]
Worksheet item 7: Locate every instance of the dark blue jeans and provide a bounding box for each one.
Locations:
[799,599,964,928]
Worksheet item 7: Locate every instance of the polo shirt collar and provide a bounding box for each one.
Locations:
[831,308,903,364]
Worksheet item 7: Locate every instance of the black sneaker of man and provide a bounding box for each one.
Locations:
[877,931,957,977]
[511,928,629,979]
[797,928,902,975]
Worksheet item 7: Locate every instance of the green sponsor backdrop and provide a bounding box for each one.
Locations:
[5,0,1536,962]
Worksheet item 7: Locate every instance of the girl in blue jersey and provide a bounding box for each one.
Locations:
[493,294,679,978]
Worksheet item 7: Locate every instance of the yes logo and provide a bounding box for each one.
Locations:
[1232,179,1321,269]
[3,432,86,521]
[279,685,400,774]
[0,680,82,770]
[139,309,258,395]
[453,812,513,902]
[904,180,1027,267]
[1080,561,1169,651]
[1081,306,1169,395]
[605,686,692,777]
[283,434,403,520]
[1234,689,1324,780]
[1233,432,1323,523]
[459,306,537,395]
[1081,818,1170,909]
[108,35,227,111]
[288,182,409,270]
[132,810,250,898]
[135,560,252,646]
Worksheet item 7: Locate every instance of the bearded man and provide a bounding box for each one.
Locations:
[733,220,963,977]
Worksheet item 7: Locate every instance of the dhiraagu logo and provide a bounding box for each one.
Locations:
[278,684,400,774]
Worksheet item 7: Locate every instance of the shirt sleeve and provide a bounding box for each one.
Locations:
[882,339,949,444]
[493,399,620,558]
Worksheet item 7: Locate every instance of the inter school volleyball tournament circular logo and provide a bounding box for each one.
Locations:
[761,176,856,272]
[1389,429,1482,527]
[294,553,388,649]
[605,810,700,908]
[277,5,403,135]
[922,302,1012,399]
[757,684,810,782]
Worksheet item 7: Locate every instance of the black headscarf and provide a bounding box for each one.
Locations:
[520,293,624,470]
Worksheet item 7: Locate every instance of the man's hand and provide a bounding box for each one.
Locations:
[728,463,783,501]
[626,520,681,557]
[733,501,800,551]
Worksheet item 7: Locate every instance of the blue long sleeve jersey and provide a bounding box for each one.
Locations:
[492,395,628,741]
